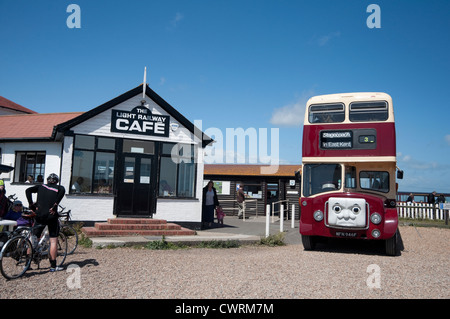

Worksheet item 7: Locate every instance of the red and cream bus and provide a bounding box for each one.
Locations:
[299,92,403,256]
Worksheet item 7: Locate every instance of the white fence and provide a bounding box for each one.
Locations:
[397,202,449,220]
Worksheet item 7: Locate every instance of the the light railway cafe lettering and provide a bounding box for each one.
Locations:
[111,104,170,137]
[0,84,212,229]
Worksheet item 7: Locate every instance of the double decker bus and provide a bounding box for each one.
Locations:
[300,92,403,256]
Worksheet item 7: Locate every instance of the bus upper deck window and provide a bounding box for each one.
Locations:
[308,103,345,123]
[349,101,388,122]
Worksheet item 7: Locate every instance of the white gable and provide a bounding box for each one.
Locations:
[70,94,198,145]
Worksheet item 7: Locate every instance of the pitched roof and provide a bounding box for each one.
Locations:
[56,84,213,147]
[0,96,37,114]
[204,164,301,177]
[0,112,83,140]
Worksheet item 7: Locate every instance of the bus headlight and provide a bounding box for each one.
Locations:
[313,210,324,222]
[372,229,381,238]
[370,213,382,225]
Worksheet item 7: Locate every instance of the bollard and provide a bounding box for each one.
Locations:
[291,204,295,228]
[266,204,270,238]
[280,204,284,233]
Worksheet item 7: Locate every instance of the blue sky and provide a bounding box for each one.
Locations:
[1,0,449,193]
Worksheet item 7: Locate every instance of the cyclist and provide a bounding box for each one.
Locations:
[25,173,66,272]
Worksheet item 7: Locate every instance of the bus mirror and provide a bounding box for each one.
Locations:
[397,170,404,179]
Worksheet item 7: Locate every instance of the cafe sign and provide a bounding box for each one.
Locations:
[111,105,170,137]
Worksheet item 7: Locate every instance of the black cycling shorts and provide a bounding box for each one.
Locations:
[33,217,60,238]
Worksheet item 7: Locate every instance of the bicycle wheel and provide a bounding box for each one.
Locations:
[0,236,32,280]
[55,232,68,267]
[61,225,78,255]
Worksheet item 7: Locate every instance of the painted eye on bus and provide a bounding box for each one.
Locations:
[352,206,361,214]
[333,205,342,213]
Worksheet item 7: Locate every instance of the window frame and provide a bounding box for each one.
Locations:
[349,101,389,122]
[359,170,390,193]
[158,143,197,199]
[70,135,116,195]
[308,103,345,124]
[13,151,46,184]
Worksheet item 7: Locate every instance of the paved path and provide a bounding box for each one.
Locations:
[90,216,301,247]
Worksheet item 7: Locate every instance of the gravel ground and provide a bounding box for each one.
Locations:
[1,226,448,299]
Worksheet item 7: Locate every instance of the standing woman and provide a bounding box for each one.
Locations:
[202,181,219,228]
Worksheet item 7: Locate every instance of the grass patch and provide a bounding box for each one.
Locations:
[79,233,93,248]
[259,232,286,247]
[195,240,240,249]
[399,217,450,229]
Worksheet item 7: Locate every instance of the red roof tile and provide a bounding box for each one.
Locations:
[0,96,37,114]
[204,164,301,177]
[0,112,83,139]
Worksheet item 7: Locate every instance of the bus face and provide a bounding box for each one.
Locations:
[300,93,399,245]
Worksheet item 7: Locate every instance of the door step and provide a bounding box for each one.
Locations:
[82,218,196,237]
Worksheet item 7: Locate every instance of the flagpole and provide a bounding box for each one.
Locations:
[143,66,147,99]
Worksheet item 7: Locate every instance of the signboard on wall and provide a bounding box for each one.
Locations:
[111,105,170,137]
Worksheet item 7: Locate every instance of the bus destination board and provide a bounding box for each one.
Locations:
[320,130,353,149]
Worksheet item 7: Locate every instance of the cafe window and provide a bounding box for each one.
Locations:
[14,151,46,183]
[71,135,116,194]
[159,143,196,198]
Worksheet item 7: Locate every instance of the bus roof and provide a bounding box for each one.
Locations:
[306,92,392,105]
[305,92,394,125]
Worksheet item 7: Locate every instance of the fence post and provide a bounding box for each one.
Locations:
[265,204,270,238]
[291,204,295,228]
[280,204,284,233]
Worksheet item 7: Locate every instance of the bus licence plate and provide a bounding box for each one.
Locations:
[335,232,357,237]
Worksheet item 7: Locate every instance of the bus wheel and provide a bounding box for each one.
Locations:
[385,229,398,256]
[301,235,316,250]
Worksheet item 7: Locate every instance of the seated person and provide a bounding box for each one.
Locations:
[3,200,23,221]
[3,200,35,227]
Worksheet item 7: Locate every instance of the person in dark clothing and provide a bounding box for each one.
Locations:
[26,173,65,272]
[427,191,436,205]
[202,181,219,227]
[0,180,8,218]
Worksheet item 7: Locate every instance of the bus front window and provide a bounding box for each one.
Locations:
[303,164,342,197]
[360,171,389,193]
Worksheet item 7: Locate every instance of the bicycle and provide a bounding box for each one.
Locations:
[58,205,78,255]
[0,222,68,280]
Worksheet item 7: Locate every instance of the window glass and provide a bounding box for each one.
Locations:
[71,135,116,194]
[162,143,175,155]
[93,152,114,193]
[123,139,154,154]
[139,158,151,184]
[349,101,388,122]
[159,157,177,196]
[177,162,195,197]
[159,143,196,198]
[302,164,342,197]
[71,150,94,193]
[123,157,135,183]
[98,137,115,150]
[345,166,356,189]
[74,135,95,150]
[308,103,345,123]
[360,171,389,193]
[14,151,46,183]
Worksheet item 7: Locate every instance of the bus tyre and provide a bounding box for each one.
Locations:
[301,235,316,250]
[385,229,398,256]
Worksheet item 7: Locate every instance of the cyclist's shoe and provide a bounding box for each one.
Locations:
[50,266,64,272]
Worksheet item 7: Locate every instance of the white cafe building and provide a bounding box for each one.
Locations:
[0,85,211,229]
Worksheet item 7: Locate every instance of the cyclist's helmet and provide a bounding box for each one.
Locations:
[47,173,59,184]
